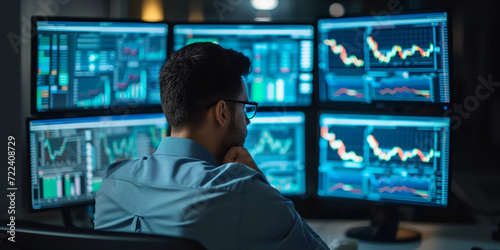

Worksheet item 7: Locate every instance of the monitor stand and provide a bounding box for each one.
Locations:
[61,207,74,228]
[345,204,421,242]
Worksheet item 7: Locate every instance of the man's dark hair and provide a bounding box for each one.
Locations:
[159,42,251,129]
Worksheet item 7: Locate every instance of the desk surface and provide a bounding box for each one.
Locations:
[306,217,500,250]
[10,210,500,249]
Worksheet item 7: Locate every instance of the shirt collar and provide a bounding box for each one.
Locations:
[154,137,219,166]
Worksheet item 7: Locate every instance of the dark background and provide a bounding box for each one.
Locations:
[0,0,499,224]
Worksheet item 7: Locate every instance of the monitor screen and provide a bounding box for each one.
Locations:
[173,24,314,107]
[28,113,167,210]
[317,12,450,104]
[33,19,168,112]
[318,113,450,207]
[244,112,306,195]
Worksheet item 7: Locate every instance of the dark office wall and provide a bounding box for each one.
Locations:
[0,0,22,221]
[437,0,500,213]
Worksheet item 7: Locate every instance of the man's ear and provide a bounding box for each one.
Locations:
[214,100,230,127]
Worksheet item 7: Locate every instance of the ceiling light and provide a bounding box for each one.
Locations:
[251,0,278,10]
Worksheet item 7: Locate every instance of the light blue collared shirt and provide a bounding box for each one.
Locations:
[94,137,328,250]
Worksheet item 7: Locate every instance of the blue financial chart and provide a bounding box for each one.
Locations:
[173,24,314,107]
[318,113,450,207]
[244,111,306,195]
[35,20,168,112]
[29,113,167,209]
[317,12,450,104]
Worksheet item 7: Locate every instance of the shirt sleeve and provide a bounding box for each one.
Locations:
[238,173,329,250]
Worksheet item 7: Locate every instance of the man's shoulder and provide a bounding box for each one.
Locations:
[193,162,269,193]
[102,155,269,193]
[104,158,143,176]
[216,162,263,180]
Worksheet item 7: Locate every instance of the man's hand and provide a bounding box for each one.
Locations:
[222,147,263,174]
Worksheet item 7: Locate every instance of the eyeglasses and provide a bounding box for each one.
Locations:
[205,100,259,119]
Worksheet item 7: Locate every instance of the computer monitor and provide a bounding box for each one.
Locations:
[318,113,449,206]
[317,12,450,105]
[32,17,168,113]
[173,24,314,107]
[318,113,450,242]
[244,111,306,195]
[28,113,167,210]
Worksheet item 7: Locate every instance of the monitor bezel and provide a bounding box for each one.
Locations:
[30,16,170,116]
[315,10,454,113]
[26,112,168,212]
